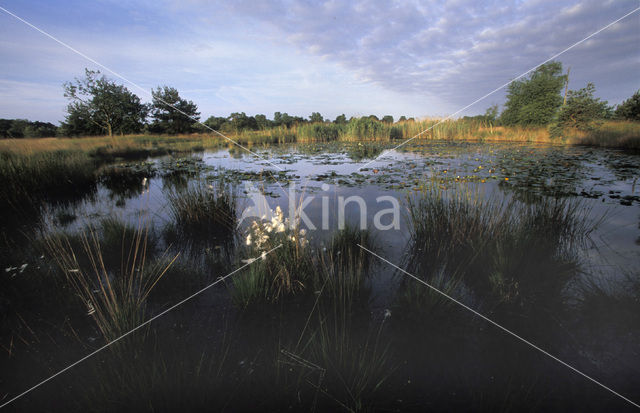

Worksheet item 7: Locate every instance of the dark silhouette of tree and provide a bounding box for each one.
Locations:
[150,86,199,134]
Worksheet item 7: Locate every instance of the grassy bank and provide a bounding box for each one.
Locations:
[1,120,638,158]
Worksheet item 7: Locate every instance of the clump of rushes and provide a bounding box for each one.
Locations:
[166,178,237,240]
[286,291,393,411]
[312,225,376,306]
[44,214,178,341]
[232,206,312,308]
[403,184,599,315]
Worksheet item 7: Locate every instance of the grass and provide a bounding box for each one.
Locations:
[231,215,314,308]
[402,184,599,318]
[565,120,640,150]
[0,150,97,225]
[166,178,237,241]
[43,214,177,341]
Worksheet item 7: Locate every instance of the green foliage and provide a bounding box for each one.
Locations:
[62,69,147,137]
[0,119,55,138]
[484,104,499,122]
[203,115,227,131]
[381,115,394,124]
[615,90,640,121]
[333,114,347,124]
[298,123,341,141]
[227,112,258,131]
[149,86,200,134]
[254,114,271,129]
[344,116,389,139]
[501,62,567,126]
[309,112,324,123]
[554,83,610,134]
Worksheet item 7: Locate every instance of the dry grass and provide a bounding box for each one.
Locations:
[564,121,640,149]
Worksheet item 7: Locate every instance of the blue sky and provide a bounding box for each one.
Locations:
[0,0,638,124]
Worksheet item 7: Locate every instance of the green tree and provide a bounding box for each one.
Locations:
[333,114,347,124]
[255,114,271,129]
[309,112,324,123]
[6,119,30,138]
[397,116,407,122]
[554,83,609,132]
[484,104,499,122]
[381,115,394,124]
[0,119,13,138]
[203,116,227,131]
[150,86,199,134]
[615,90,640,121]
[227,112,258,131]
[501,62,567,126]
[63,69,147,136]
[24,121,58,137]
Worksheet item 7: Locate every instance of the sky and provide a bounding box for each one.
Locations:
[0,0,638,124]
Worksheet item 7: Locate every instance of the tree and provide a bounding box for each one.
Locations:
[500,62,567,126]
[255,114,271,129]
[63,69,147,136]
[227,112,258,131]
[24,121,58,137]
[334,114,347,124]
[615,90,640,121]
[6,119,30,138]
[150,86,200,134]
[484,105,499,122]
[381,115,394,124]
[554,83,609,132]
[203,116,227,131]
[397,116,407,122]
[309,112,324,123]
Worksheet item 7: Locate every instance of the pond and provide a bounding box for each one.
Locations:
[2,140,639,411]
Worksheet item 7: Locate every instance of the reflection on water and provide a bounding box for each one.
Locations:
[1,140,639,410]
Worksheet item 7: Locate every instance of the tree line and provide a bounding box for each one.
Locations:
[2,64,639,138]
[465,61,639,134]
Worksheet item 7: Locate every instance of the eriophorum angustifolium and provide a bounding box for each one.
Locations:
[244,206,308,250]
[233,206,313,307]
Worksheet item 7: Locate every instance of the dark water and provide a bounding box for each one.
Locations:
[2,140,639,411]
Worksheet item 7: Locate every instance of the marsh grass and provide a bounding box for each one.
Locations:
[166,178,237,241]
[43,214,177,341]
[0,150,97,225]
[232,231,313,308]
[565,120,640,149]
[403,184,599,318]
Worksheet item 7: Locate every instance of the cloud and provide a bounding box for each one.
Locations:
[202,0,640,111]
[1,0,637,122]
